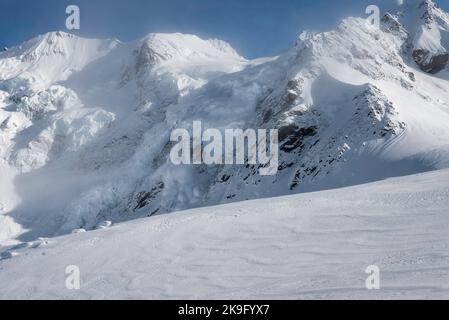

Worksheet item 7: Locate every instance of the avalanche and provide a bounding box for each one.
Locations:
[169,121,279,175]
[1,0,449,261]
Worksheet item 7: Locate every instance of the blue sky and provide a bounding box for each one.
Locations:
[1,0,449,58]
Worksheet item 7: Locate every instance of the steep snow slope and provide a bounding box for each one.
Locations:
[0,32,248,243]
[0,32,118,91]
[1,169,449,299]
[400,0,449,72]
[2,0,449,245]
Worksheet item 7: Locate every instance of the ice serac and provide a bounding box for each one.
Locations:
[2,1,449,243]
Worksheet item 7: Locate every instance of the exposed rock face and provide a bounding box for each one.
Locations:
[135,42,167,72]
[378,1,449,74]
[413,49,449,73]
[278,124,317,153]
[133,182,165,213]
[381,13,408,41]
[405,0,449,73]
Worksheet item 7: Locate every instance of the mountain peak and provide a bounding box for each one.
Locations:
[400,0,435,8]
[388,0,449,73]
[0,31,118,88]
[131,32,245,72]
[40,31,76,41]
[140,32,243,61]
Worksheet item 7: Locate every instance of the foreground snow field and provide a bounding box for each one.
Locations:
[1,169,449,300]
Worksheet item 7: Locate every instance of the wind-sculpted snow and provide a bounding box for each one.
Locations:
[1,1,449,245]
[2,169,449,299]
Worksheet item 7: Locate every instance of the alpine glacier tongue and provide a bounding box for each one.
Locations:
[2,2,449,244]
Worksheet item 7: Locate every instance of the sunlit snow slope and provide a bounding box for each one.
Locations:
[1,169,449,299]
[1,0,449,249]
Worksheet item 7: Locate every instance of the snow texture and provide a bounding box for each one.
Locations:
[1,0,449,299]
[1,169,449,299]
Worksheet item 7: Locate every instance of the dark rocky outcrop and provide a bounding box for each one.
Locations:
[413,49,449,74]
[133,182,165,211]
[278,123,317,153]
[135,42,167,72]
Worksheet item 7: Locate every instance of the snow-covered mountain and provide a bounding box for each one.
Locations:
[2,0,449,245]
